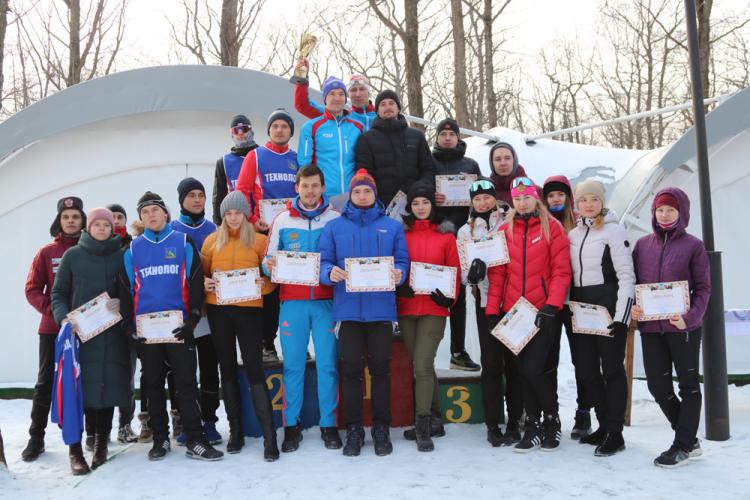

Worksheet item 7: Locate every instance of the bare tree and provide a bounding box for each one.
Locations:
[449,0,467,125]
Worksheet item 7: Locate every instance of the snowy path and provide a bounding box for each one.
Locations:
[1,355,749,499]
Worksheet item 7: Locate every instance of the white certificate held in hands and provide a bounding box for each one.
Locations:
[457,232,510,271]
[436,174,477,206]
[635,281,690,321]
[67,292,121,343]
[409,262,457,298]
[490,297,539,355]
[214,268,262,304]
[136,310,184,344]
[569,301,613,336]
[272,252,320,286]
[258,198,292,226]
[386,191,408,223]
[345,256,396,292]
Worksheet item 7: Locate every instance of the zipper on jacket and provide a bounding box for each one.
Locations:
[540,276,548,299]
[337,121,345,194]
[521,218,529,296]
[308,217,315,301]
[578,225,591,287]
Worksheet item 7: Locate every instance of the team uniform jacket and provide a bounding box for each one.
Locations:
[171,215,217,252]
[294,82,377,130]
[212,143,257,225]
[50,323,84,445]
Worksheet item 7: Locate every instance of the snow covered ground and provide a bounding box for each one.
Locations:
[1,346,749,499]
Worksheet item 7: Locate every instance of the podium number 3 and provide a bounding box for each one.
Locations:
[445,385,471,423]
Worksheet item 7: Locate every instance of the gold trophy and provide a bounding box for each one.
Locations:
[289,33,318,85]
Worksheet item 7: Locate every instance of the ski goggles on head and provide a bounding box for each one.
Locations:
[348,74,369,90]
[511,177,535,189]
[511,177,540,199]
[470,179,494,192]
[231,124,251,134]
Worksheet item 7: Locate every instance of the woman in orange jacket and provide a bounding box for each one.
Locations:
[200,191,278,461]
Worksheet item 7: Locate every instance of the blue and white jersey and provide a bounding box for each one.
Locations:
[223,152,245,192]
[171,215,217,252]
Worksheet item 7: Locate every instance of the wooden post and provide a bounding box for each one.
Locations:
[624,321,637,426]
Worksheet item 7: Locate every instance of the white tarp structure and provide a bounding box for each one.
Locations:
[0,65,747,382]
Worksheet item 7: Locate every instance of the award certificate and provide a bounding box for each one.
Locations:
[457,232,510,270]
[386,191,408,223]
[490,297,539,355]
[272,252,320,286]
[635,281,690,321]
[436,174,477,206]
[569,301,614,336]
[67,292,121,343]
[345,257,396,292]
[409,262,457,299]
[136,310,184,344]
[214,268,262,304]
[258,198,292,226]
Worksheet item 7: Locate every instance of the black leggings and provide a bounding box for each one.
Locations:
[84,407,115,436]
[449,285,467,354]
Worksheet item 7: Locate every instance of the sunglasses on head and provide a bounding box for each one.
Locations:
[511,177,535,189]
[232,125,251,134]
[470,179,494,191]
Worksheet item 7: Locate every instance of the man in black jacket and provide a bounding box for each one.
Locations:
[355,90,436,206]
[211,115,258,224]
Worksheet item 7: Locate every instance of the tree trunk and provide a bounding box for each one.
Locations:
[697,0,712,101]
[483,0,498,128]
[403,0,423,119]
[220,0,239,66]
[0,0,8,110]
[450,0,468,127]
[67,0,82,86]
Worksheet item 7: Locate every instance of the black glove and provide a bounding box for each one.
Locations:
[467,258,487,285]
[173,314,199,347]
[534,304,558,329]
[607,321,628,338]
[396,284,416,298]
[430,289,454,308]
[127,328,146,346]
[487,314,501,331]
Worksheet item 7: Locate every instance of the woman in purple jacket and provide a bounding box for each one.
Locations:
[631,188,711,469]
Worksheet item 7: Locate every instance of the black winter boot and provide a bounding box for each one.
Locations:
[21,436,45,462]
[415,415,434,452]
[342,424,365,457]
[595,431,625,457]
[486,425,504,447]
[580,426,607,446]
[282,425,303,453]
[371,424,393,456]
[69,443,91,476]
[503,420,522,446]
[250,383,279,462]
[404,413,445,440]
[226,419,245,454]
[321,427,343,449]
[91,433,109,469]
[571,409,592,440]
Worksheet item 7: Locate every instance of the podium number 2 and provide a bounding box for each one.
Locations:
[446,385,471,423]
[266,373,284,411]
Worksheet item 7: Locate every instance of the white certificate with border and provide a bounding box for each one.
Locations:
[457,232,510,270]
[436,174,477,206]
[386,191,408,222]
[490,297,539,355]
[258,198,292,226]
[136,310,184,344]
[67,292,121,343]
[345,257,396,292]
[569,301,613,336]
[272,251,320,286]
[409,262,457,299]
[635,281,690,321]
[214,268,262,304]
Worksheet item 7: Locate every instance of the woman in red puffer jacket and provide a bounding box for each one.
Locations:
[486,177,571,454]
[396,182,460,453]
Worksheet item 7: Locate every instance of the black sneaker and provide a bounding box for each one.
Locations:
[403,415,445,440]
[595,431,625,457]
[85,434,95,452]
[449,351,480,371]
[503,421,522,446]
[281,425,303,453]
[513,419,542,453]
[540,413,562,452]
[148,438,171,461]
[487,426,504,447]
[342,425,365,457]
[21,436,45,462]
[654,445,690,468]
[580,427,606,446]
[263,345,280,364]
[321,427,343,450]
[570,409,591,440]
[371,424,393,456]
[689,438,702,458]
[186,440,224,461]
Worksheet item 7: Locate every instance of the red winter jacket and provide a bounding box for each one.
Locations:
[25,233,80,334]
[398,220,461,317]
[486,214,571,315]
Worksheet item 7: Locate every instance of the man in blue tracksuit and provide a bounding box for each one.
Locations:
[121,191,223,462]
[298,77,363,196]
[318,169,410,458]
[262,164,342,453]
[170,178,223,446]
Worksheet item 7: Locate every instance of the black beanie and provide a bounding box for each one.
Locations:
[177,177,206,207]
[50,196,86,237]
[267,108,295,137]
[137,191,169,219]
[106,203,127,220]
[543,180,572,199]
[436,118,460,135]
[406,181,436,212]
[230,114,251,128]
[469,177,497,200]
[375,89,402,112]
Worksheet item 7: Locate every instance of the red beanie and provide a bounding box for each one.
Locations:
[654,192,679,211]
[349,168,377,195]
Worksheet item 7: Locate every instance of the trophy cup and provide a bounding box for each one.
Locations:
[289,33,318,85]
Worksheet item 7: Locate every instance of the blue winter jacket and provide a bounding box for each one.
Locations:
[319,201,409,322]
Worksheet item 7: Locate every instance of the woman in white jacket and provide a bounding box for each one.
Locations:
[456,178,523,447]
[568,180,635,457]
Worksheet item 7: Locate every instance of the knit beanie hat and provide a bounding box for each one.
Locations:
[231,114,251,128]
[469,177,497,200]
[654,192,679,211]
[510,177,540,200]
[137,191,169,219]
[543,178,572,199]
[406,181,436,211]
[86,207,115,233]
[375,89,402,111]
[220,190,251,219]
[349,168,377,195]
[322,76,348,103]
[177,177,206,207]
[106,203,127,221]
[267,108,295,137]
[574,180,606,203]
[436,118,460,135]
[348,74,370,92]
